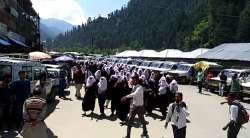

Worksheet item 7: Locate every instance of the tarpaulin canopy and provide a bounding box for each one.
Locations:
[114,50,139,57]
[158,49,183,58]
[181,48,210,58]
[29,51,52,60]
[138,50,159,58]
[198,43,250,61]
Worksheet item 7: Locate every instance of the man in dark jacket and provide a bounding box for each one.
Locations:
[73,66,85,99]
[11,71,31,129]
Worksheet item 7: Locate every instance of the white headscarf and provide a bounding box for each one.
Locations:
[117,75,123,83]
[98,77,107,93]
[86,76,96,87]
[170,79,178,93]
[150,72,156,82]
[95,70,101,80]
[138,69,143,76]
[105,66,110,75]
[159,76,167,95]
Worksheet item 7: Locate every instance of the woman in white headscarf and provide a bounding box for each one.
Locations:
[97,77,107,115]
[169,79,178,103]
[158,76,169,119]
[82,76,97,115]
[146,72,158,115]
[95,70,102,81]
[159,76,168,95]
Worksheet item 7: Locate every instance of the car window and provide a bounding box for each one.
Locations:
[222,70,239,78]
[48,71,58,79]
[22,66,32,80]
[33,69,41,80]
[0,65,12,81]
[141,61,151,67]
[176,65,190,71]
[150,62,161,68]
[160,63,173,69]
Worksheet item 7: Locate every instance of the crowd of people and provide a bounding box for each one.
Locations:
[72,61,179,119]
[0,59,249,138]
[71,60,186,138]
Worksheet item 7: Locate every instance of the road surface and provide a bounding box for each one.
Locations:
[1,85,250,138]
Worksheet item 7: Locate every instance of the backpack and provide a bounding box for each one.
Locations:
[232,102,249,125]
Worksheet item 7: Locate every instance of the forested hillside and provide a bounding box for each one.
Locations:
[50,0,250,53]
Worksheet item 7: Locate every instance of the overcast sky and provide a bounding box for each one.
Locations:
[31,0,129,25]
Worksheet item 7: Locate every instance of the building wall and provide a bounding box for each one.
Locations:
[0,0,40,52]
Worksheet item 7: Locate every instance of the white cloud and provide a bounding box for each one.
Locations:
[31,0,86,25]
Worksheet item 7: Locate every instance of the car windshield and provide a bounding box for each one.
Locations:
[117,60,123,64]
[127,60,140,65]
[150,62,162,68]
[176,64,190,71]
[141,61,152,67]
[160,63,174,69]
[221,70,240,78]
[121,60,128,64]
[48,71,58,78]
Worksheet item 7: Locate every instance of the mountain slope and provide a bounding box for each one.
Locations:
[52,0,250,52]
[40,18,73,40]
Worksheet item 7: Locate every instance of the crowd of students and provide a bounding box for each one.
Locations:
[72,61,179,119]
[0,59,248,138]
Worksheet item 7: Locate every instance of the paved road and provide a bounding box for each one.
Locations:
[1,85,250,138]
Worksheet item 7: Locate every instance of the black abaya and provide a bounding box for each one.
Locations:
[82,84,97,112]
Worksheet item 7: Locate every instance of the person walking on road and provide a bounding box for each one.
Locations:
[97,77,107,116]
[230,74,241,100]
[21,87,48,138]
[158,76,169,120]
[11,71,31,129]
[165,92,189,138]
[196,68,204,93]
[82,76,97,115]
[221,93,242,138]
[121,73,148,138]
[219,71,227,97]
[73,66,85,99]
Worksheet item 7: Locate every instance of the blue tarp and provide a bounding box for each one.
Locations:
[0,38,11,46]
[8,37,29,48]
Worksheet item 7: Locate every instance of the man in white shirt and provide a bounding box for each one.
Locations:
[221,93,241,138]
[165,92,189,138]
[121,73,148,138]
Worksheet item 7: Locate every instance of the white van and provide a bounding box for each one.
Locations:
[0,58,57,103]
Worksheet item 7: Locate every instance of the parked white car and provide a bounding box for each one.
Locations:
[168,63,194,84]
[146,61,164,71]
[155,62,178,73]
[208,69,250,92]
[138,61,153,70]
